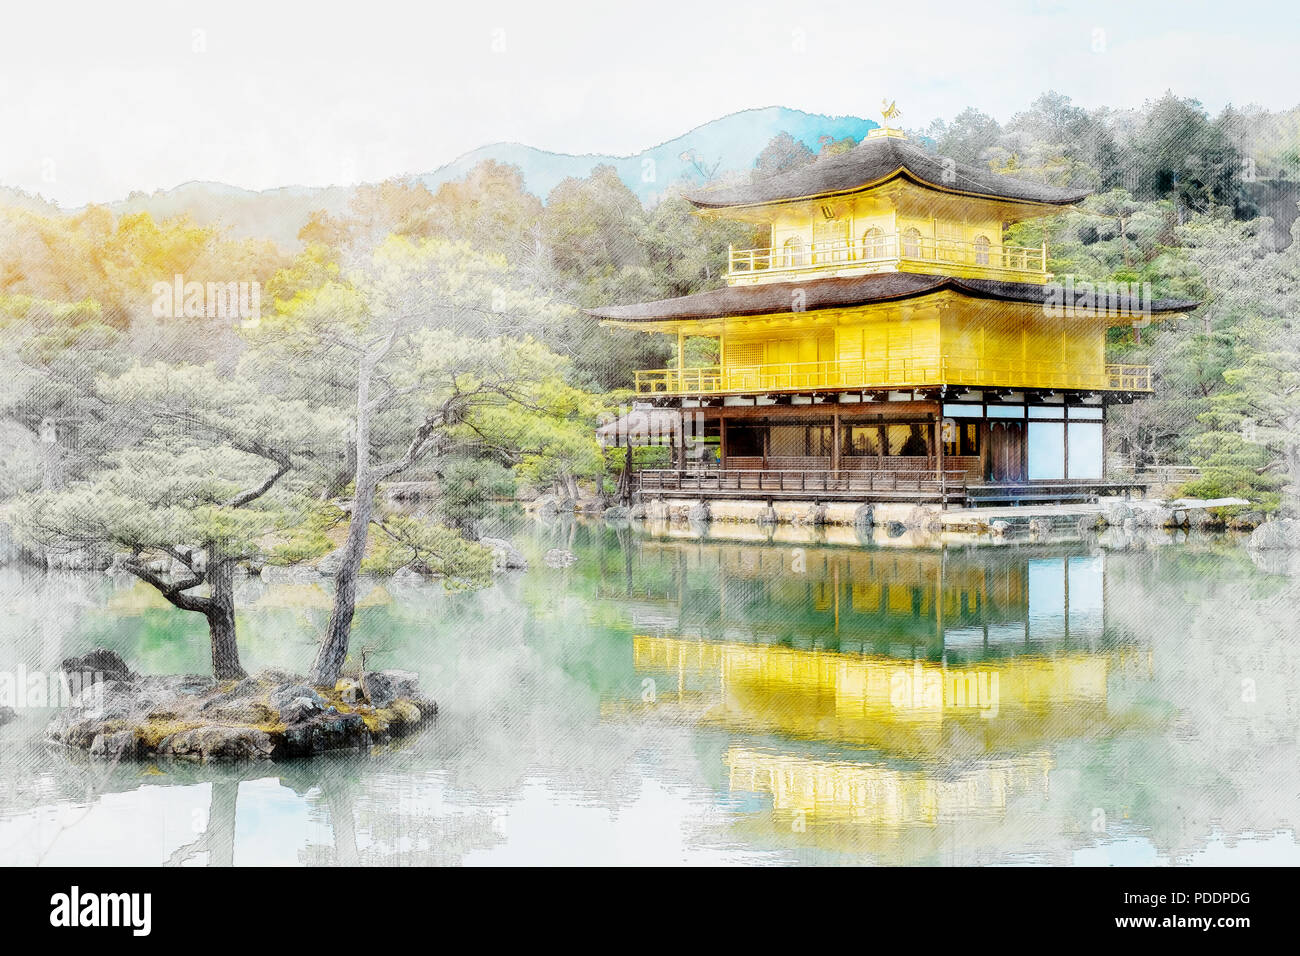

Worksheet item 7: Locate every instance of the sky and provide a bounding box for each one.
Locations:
[2,0,1296,207]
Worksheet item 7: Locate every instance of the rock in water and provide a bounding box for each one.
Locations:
[390,700,422,726]
[281,711,369,757]
[379,669,422,699]
[1231,511,1265,531]
[1249,518,1300,551]
[360,670,398,708]
[544,548,577,568]
[90,730,141,760]
[201,699,276,724]
[392,566,423,585]
[159,727,276,761]
[480,536,528,571]
[853,504,874,530]
[269,683,325,710]
[1103,503,1133,527]
[1136,506,1174,529]
[61,649,134,684]
[44,647,436,761]
[278,696,323,725]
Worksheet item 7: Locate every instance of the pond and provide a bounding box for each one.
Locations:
[1,515,1297,866]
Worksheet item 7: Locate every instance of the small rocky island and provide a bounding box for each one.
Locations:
[48,649,437,761]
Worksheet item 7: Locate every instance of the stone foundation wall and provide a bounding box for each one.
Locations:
[638,497,940,529]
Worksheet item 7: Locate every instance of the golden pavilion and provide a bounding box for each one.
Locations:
[590,116,1197,506]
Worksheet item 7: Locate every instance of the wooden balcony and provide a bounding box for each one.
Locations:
[728,234,1048,284]
[636,467,967,503]
[633,359,1152,396]
[634,469,1146,506]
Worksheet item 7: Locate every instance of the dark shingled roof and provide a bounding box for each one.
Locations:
[587,273,1199,322]
[685,135,1092,209]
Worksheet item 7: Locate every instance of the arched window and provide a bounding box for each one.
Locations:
[861,227,886,259]
[974,234,990,265]
[814,219,850,263]
[901,227,922,259]
[782,237,806,268]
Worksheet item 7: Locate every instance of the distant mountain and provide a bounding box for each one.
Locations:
[0,186,62,215]
[106,181,355,249]
[419,106,879,204]
[28,107,878,248]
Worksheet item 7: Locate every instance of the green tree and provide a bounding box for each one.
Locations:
[18,363,332,678]
[927,107,1003,165]
[753,132,815,178]
[258,235,587,685]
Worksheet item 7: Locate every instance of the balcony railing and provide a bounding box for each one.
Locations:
[633,359,1151,395]
[636,468,967,502]
[728,234,1047,281]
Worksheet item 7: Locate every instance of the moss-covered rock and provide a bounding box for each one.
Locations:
[45,650,437,762]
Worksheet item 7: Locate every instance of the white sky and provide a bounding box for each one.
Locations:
[2,0,1296,207]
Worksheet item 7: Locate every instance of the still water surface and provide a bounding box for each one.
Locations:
[1,516,1297,865]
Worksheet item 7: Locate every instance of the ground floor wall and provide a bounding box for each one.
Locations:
[677,396,1108,484]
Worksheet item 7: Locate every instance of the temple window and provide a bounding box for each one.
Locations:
[782,237,805,268]
[887,422,931,456]
[974,234,990,265]
[902,227,922,258]
[806,425,834,456]
[1027,421,1065,479]
[944,421,981,457]
[813,219,850,263]
[842,424,882,456]
[725,422,765,457]
[861,226,886,259]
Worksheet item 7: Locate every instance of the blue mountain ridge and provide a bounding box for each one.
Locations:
[44,107,880,246]
[421,106,878,202]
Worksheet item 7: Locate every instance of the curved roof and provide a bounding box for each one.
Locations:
[587,273,1198,323]
[685,135,1091,209]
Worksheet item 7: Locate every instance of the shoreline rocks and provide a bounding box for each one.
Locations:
[1249,518,1300,551]
[480,536,528,571]
[46,651,437,762]
[543,547,577,568]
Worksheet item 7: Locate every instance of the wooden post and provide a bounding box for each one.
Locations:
[676,408,685,475]
[935,412,946,509]
[676,330,685,394]
[1063,417,1070,480]
[934,413,942,480]
[832,410,841,477]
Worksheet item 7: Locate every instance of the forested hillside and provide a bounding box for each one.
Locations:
[2,90,1297,516]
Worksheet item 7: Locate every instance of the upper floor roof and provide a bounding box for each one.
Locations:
[685,130,1091,212]
[588,272,1199,325]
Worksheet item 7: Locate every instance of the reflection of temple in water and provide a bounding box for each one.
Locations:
[631,633,1120,755]
[601,537,1136,663]
[726,747,1053,827]
[603,538,1152,851]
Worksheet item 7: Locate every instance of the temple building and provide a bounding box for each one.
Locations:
[590,116,1198,506]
